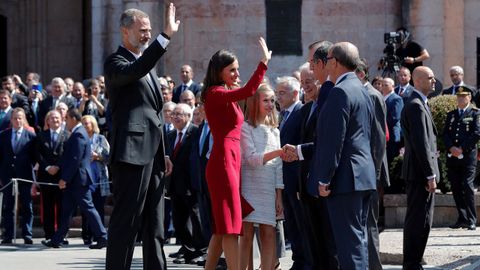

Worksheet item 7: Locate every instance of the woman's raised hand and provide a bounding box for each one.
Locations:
[259,37,272,65]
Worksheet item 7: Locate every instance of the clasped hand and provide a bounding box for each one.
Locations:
[280,144,298,162]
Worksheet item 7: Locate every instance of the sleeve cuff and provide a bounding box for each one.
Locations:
[157,34,170,49]
[427,175,436,181]
[296,145,304,161]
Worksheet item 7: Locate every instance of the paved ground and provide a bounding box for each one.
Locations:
[0,228,479,269]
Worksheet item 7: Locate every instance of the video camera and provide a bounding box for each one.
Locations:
[384,32,402,45]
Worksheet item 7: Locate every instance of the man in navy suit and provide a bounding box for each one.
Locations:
[310,42,377,269]
[0,90,13,131]
[382,77,404,165]
[394,67,415,102]
[0,108,37,244]
[442,66,480,106]
[172,65,202,103]
[38,77,75,128]
[41,108,107,249]
[401,66,440,269]
[276,76,313,269]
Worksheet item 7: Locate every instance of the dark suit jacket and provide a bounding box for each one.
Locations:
[401,90,440,182]
[38,95,75,128]
[299,81,335,161]
[172,82,202,103]
[37,128,70,183]
[60,125,94,187]
[167,124,198,196]
[104,40,166,169]
[365,83,390,187]
[0,128,37,185]
[280,102,303,195]
[385,92,404,143]
[394,84,414,101]
[0,109,12,131]
[442,84,480,106]
[298,101,317,195]
[11,93,30,116]
[309,73,376,196]
[190,121,211,193]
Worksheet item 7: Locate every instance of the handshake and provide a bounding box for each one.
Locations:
[279,144,299,162]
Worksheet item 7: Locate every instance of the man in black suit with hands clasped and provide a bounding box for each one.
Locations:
[104,4,178,270]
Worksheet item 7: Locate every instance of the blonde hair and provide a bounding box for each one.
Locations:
[245,83,278,128]
[81,115,100,134]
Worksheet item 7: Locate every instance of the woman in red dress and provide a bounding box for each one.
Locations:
[202,37,271,270]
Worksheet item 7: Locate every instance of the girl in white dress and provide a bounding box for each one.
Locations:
[239,84,284,270]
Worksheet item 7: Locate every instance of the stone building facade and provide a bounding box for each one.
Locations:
[1,0,479,88]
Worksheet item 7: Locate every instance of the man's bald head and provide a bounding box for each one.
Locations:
[412,66,436,95]
[330,42,360,71]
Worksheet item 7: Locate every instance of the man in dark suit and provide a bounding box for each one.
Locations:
[1,76,30,116]
[41,108,107,249]
[442,66,480,106]
[167,103,206,264]
[38,77,75,128]
[172,64,202,103]
[309,42,377,269]
[36,110,69,241]
[295,40,339,270]
[443,86,480,231]
[0,108,37,244]
[104,5,178,270]
[0,90,13,131]
[394,67,415,102]
[382,77,404,165]
[276,76,312,269]
[356,59,390,270]
[401,66,440,269]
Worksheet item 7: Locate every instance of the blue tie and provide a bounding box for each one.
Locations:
[199,123,210,156]
[307,102,317,123]
[279,110,290,130]
[0,110,5,121]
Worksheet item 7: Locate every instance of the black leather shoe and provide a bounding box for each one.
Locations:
[450,222,468,229]
[61,239,69,245]
[467,224,476,230]
[1,239,12,244]
[83,239,92,245]
[24,238,33,245]
[173,257,186,264]
[41,239,61,248]
[187,255,205,264]
[89,239,107,249]
[169,248,186,258]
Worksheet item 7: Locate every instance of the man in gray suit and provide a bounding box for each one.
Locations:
[104,5,178,270]
[401,66,439,270]
[356,59,389,270]
[309,42,377,269]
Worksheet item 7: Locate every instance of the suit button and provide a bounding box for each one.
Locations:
[11,164,14,167]
[13,156,16,159]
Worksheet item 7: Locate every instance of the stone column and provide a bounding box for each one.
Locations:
[443,0,464,84]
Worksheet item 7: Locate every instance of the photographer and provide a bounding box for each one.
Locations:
[395,27,430,74]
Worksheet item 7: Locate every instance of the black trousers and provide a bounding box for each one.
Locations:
[106,153,166,270]
[301,194,339,269]
[171,193,207,258]
[41,184,63,240]
[403,179,435,270]
[367,190,383,270]
[447,157,477,225]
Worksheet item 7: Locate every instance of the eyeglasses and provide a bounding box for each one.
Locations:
[172,112,186,117]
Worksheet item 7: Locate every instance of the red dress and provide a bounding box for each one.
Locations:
[204,62,267,234]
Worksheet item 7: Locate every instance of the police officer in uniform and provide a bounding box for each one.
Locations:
[443,86,480,230]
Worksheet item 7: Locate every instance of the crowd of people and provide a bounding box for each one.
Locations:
[0,3,478,270]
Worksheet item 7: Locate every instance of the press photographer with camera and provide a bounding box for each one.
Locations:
[395,27,430,74]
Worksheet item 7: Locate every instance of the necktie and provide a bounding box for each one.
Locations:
[173,132,183,158]
[453,86,458,95]
[0,110,5,121]
[13,129,21,150]
[459,109,464,117]
[51,131,58,146]
[199,124,210,156]
[181,84,187,92]
[400,87,405,96]
[279,110,290,130]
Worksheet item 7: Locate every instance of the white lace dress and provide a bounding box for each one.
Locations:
[240,122,283,226]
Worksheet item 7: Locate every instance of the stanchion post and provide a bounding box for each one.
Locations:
[13,178,18,244]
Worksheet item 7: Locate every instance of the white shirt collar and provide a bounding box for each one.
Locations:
[383,90,395,101]
[71,123,82,133]
[2,106,12,113]
[183,80,193,87]
[177,122,191,136]
[399,83,410,89]
[50,127,62,134]
[285,100,300,114]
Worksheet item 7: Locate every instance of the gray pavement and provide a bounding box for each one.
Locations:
[0,228,479,269]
